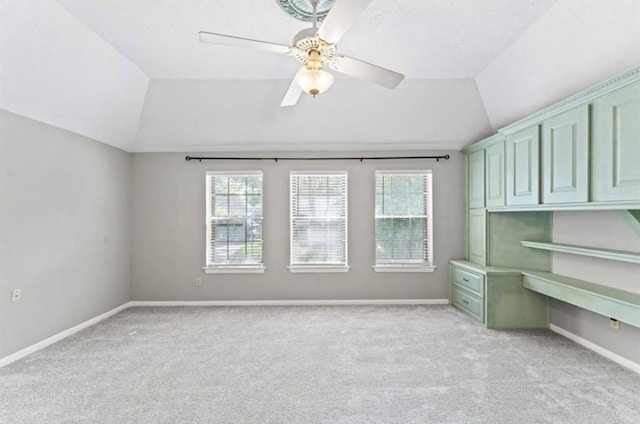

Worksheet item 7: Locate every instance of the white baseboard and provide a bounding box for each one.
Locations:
[0,302,131,368]
[550,323,640,374]
[0,299,448,368]
[128,299,449,307]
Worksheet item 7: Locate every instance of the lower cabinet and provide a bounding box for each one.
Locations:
[452,279,484,322]
[450,260,548,329]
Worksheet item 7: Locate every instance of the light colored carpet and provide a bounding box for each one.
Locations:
[1,305,639,423]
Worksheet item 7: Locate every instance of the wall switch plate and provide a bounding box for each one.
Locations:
[364,277,372,286]
[11,289,21,303]
[195,277,202,287]
[610,318,619,329]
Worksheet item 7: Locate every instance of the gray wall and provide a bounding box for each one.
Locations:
[0,109,131,358]
[131,151,464,301]
[550,301,640,364]
[550,211,640,364]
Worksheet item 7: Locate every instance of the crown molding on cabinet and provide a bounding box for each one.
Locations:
[499,65,640,135]
[464,65,640,150]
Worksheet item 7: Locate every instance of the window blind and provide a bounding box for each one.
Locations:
[206,172,263,267]
[375,171,432,265]
[290,172,348,266]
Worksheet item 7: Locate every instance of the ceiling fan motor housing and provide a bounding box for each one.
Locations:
[292,28,336,65]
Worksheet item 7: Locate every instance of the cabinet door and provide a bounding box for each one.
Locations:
[541,105,589,204]
[468,150,485,209]
[506,126,540,206]
[592,82,640,202]
[468,209,486,266]
[485,140,505,207]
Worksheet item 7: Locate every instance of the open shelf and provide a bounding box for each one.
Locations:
[487,202,640,213]
[520,241,640,264]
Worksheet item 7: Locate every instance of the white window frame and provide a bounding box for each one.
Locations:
[288,171,350,273]
[204,171,265,274]
[373,170,436,273]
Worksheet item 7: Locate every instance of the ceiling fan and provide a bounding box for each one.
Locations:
[198,0,404,106]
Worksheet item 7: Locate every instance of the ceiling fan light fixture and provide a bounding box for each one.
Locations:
[295,66,334,97]
[295,48,333,97]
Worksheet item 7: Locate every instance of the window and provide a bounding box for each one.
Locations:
[204,172,264,273]
[289,171,349,273]
[374,170,435,272]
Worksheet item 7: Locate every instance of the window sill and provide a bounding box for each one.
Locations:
[203,266,266,274]
[373,265,437,273]
[288,265,351,273]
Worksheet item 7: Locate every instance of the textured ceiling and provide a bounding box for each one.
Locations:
[55,0,557,80]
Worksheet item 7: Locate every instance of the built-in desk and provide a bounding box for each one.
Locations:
[522,271,640,327]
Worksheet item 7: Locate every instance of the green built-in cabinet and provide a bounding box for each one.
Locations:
[506,125,540,206]
[467,208,486,265]
[485,137,506,207]
[451,261,548,329]
[467,150,485,209]
[462,69,640,212]
[592,80,640,202]
[541,105,590,204]
[456,211,551,328]
[454,67,640,327]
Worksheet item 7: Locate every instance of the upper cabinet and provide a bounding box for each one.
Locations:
[541,105,590,204]
[463,66,640,211]
[485,138,506,207]
[467,150,485,209]
[591,81,640,202]
[506,125,540,206]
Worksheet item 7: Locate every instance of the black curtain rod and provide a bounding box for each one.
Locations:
[185,154,450,162]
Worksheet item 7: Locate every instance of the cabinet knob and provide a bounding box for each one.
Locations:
[463,278,469,282]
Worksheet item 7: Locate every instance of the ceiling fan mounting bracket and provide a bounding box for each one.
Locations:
[276,0,336,23]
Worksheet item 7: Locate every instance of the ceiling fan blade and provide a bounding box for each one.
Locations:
[316,0,373,44]
[199,31,293,55]
[330,55,404,89]
[281,78,303,107]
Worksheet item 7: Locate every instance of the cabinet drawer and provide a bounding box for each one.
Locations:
[453,267,484,296]
[452,286,484,323]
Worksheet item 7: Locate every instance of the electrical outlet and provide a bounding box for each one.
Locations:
[364,276,372,286]
[195,277,202,287]
[11,289,21,303]
[610,318,619,329]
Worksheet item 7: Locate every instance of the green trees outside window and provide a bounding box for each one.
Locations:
[207,172,263,266]
[375,171,432,265]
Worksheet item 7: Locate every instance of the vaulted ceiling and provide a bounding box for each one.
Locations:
[54,0,556,80]
[1,0,638,152]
